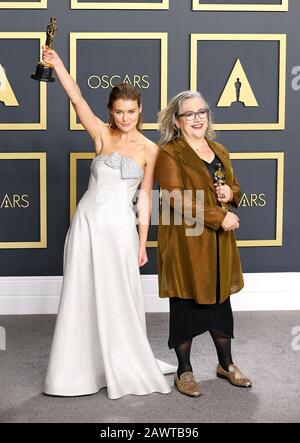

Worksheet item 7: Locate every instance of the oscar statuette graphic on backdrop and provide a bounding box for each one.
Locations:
[31,17,57,82]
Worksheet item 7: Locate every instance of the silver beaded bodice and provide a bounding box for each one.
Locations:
[91,151,144,180]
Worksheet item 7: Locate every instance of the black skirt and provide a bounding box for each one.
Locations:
[168,232,234,349]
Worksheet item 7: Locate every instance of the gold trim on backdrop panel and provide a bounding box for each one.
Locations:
[70,152,154,248]
[71,0,169,9]
[70,152,95,222]
[0,152,47,249]
[69,32,168,131]
[230,152,284,247]
[146,241,157,248]
[0,32,47,130]
[190,34,286,131]
[0,1,47,8]
[192,0,288,12]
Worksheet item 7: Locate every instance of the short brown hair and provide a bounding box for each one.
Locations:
[107,83,143,131]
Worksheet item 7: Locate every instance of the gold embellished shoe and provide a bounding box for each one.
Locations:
[174,371,201,397]
[216,364,252,388]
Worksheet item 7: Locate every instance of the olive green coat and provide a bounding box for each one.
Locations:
[155,137,244,304]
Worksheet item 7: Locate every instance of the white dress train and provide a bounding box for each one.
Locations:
[44,151,176,399]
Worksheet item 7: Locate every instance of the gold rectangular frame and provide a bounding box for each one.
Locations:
[192,0,288,12]
[0,152,47,249]
[230,152,284,247]
[70,32,168,131]
[71,0,169,9]
[70,152,157,247]
[0,32,47,130]
[70,152,95,222]
[191,34,286,131]
[0,1,47,9]
[148,152,284,249]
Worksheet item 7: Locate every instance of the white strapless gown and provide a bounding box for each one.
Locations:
[44,151,175,399]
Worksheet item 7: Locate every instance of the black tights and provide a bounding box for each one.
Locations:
[174,339,193,377]
[174,330,233,377]
[209,330,233,372]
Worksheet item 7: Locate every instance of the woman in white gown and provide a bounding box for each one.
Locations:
[42,47,175,399]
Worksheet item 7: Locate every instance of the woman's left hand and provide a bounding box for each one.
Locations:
[138,245,148,267]
[214,183,233,203]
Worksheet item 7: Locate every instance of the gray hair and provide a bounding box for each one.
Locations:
[158,90,216,147]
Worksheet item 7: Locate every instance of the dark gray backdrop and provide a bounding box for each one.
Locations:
[0,0,299,275]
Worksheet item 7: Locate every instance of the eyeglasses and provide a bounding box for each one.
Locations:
[177,109,209,121]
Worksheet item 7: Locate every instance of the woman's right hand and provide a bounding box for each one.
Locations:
[221,211,240,231]
[42,46,61,68]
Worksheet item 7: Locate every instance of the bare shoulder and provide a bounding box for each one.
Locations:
[134,134,159,167]
[143,137,160,161]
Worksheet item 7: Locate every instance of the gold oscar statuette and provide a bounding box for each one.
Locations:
[214,162,227,211]
[31,17,57,82]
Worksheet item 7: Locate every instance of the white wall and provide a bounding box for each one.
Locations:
[0,273,299,315]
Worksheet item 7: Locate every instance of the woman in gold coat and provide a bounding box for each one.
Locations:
[155,91,252,397]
